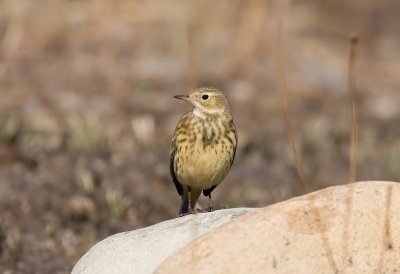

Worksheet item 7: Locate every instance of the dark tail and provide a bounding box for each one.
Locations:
[179,199,189,215]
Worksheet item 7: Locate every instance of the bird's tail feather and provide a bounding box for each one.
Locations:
[179,199,189,215]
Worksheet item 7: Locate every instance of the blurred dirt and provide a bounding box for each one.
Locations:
[0,0,399,273]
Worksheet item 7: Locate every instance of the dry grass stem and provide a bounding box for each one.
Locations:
[347,34,359,183]
[274,21,310,194]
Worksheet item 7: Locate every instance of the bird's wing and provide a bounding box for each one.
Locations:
[229,120,238,165]
[170,133,183,196]
[203,120,238,197]
[203,183,217,197]
[203,158,224,196]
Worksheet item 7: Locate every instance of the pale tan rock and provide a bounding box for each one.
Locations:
[157,181,400,274]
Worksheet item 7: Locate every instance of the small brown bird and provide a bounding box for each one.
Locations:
[170,87,237,215]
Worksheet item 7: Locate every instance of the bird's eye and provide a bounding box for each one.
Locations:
[202,94,209,100]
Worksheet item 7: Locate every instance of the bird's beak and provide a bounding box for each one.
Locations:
[173,95,189,101]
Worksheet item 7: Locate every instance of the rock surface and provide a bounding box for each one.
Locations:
[71,208,256,274]
[157,181,400,273]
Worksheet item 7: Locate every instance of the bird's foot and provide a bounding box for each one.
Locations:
[179,208,198,216]
[206,205,214,212]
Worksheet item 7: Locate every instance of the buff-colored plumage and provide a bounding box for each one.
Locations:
[170,87,237,215]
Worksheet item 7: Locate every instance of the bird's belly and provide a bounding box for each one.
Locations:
[177,144,230,189]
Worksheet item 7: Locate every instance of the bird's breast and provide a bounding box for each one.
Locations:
[175,117,236,189]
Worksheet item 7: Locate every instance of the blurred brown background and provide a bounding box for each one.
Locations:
[0,0,399,273]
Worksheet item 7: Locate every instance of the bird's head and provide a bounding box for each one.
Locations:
[174,87,232,118]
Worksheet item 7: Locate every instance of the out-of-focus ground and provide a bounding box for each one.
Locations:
[0,0,399,273]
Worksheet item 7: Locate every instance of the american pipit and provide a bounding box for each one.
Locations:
[170,87,237,215]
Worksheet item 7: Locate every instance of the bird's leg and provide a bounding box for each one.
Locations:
[188,186,193,214]
[207,194,214,212]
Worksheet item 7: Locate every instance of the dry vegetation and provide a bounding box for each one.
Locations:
[0,0,399,273]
